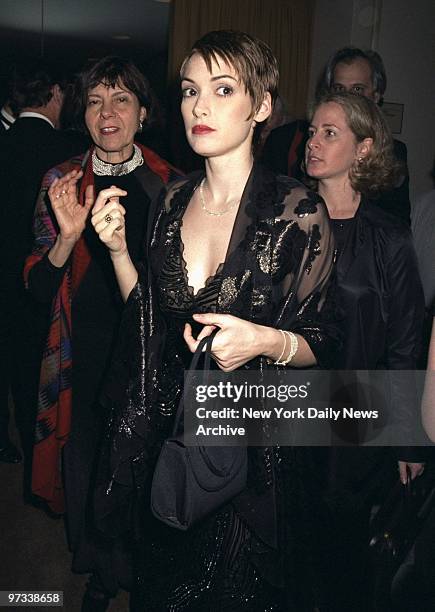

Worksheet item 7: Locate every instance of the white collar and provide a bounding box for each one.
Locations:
[1,106,15,123]
[19,111,55,129]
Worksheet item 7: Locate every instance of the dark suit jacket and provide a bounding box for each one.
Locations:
[0,116,88,278]
[260,120,309,182]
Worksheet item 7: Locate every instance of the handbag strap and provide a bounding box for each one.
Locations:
[172,329,219,436]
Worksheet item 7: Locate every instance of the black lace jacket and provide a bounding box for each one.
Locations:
[94,163,340,548]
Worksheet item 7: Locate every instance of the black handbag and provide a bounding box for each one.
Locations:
[150,331,248,530]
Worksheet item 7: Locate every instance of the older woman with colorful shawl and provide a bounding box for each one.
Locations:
[25,56,179,608]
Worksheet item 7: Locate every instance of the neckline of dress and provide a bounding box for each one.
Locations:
[177,221,224,299]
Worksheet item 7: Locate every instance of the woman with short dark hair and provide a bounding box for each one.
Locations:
[90,30,339,610]
[25,55,179,608]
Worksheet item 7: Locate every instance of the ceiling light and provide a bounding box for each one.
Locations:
[112,34,131,40]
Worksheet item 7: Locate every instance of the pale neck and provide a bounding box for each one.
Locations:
[204,153,254,204]
[318,178,361,219]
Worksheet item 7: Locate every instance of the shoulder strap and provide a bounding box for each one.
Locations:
[172,329,219,436]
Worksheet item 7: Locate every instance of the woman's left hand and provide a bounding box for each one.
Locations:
[91,185,128,255]
[184,313,275,372]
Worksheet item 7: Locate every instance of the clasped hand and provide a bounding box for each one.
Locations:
[184,313,269,372]
[91,186,127,255]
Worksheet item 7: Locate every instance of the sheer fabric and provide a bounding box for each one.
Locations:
[95,164,339,609]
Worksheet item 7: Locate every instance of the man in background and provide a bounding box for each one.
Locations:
[317,47,410,222]
[262,47,410,223]
[0,61,86,503]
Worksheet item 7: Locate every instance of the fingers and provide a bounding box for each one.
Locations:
[193,313,231,327]
[84,184,95,212]
[398,461,408,485]
[184,321,241,371]
[48,169,83,202]
[408,462,425,480]
[93,208,126,251]
[92,185,127,214]
[398,461,425,484]
[91,191,126,230]
[184,323,198,353]
[92,202,126,235]
[196,325,217,343]
[97,218,126,246]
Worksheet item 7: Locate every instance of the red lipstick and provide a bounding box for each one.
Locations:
[192,125,215,135]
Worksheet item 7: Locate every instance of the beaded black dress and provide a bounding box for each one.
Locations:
[95,164,340,610]
[132,224,286,611]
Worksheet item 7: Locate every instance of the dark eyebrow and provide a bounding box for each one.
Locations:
[88,89,130,98]
[210,74,238,82]
[110,89,130,96]
[181,74,238,84]
[333,81,367,88]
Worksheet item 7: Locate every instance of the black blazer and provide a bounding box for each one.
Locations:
[315,200,425,507]
[0,116,88,278]
[335,198,423,369]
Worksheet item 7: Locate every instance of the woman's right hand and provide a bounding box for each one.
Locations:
[48,169,94,244]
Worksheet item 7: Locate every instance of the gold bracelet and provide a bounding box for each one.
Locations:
[273,329,287,365]
[282,331,298,365]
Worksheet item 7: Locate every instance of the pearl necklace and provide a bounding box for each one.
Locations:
[92,144,144,176]
[199,178,240,216]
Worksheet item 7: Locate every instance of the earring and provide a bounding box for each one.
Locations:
[358,157,364,163]
[138,120,143,132]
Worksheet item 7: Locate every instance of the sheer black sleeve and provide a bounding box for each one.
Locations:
[272,179,340,367]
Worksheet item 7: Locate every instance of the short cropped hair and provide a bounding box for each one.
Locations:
[316,47,387,103]
[181,30,279,117]
[74,56,154,132]
[309,92,399,195]
[10,60,68,113]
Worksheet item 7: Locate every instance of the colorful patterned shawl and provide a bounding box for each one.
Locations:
[24,144,179,513]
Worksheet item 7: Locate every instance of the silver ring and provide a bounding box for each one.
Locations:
[104,214,113,224]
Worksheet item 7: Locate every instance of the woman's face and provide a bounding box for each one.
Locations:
[85,79,146,163]
[180,53,270,161]
[306,102,364,184]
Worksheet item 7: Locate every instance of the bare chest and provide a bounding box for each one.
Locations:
[180,200,238,295]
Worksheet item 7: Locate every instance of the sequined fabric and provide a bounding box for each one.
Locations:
[131,223,285,610]
[94,163,340,610]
